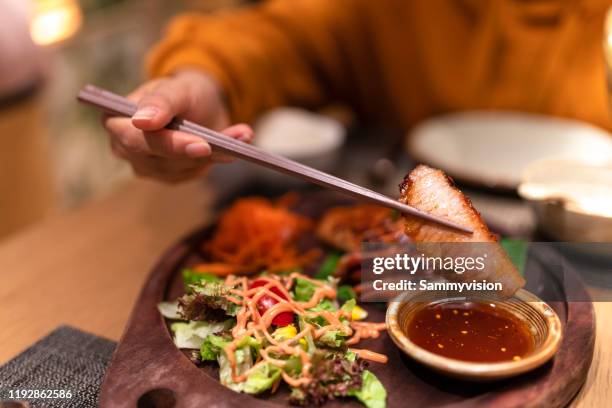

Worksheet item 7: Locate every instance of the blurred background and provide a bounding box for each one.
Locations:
[1,0,612,244]
[0,0,250,240]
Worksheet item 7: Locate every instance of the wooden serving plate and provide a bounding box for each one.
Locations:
[100,193,595,408]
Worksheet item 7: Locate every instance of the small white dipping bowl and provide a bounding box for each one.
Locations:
[518,159,612,242]
[252,108,346,184]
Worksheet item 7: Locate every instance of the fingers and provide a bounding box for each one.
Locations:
[143,130,211,159]
[209,123,255,163]
[111,142,211,183]
[221,123,254,143]
[103,115,211,159]
[104,115,254,161]
[131,79,191,131]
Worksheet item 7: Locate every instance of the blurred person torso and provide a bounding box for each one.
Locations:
[149,0,612,130]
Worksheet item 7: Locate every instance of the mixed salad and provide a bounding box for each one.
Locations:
[159,269,387,407]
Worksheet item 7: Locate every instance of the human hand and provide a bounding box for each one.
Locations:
[103,69,253,183]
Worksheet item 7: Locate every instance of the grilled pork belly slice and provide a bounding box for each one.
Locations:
[399,165,525,297]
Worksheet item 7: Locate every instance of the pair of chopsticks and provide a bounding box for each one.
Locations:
[77,84,472,234]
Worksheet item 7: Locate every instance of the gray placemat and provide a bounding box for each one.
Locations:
[0,326,116,408]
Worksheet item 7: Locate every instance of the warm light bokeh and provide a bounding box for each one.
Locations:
[30,0,82,46]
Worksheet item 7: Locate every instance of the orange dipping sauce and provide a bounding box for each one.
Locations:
[407,301,533,363]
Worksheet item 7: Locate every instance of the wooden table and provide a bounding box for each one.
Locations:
[0,179,215,362]
[0,178,609,407]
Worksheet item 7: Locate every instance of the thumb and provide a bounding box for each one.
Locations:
[131,80,189,131]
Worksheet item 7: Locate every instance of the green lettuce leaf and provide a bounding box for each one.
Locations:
[341,299,356,317]
[209,334,264,392]
[298,316,317,354]
[304,299,340,327]
[337,285,356,303]
[170,320,233,349]
[317,330,348,348]
[349,370,387,408]
[182,268,220,292]
[293,278,316,302]
[283,355,303,376]
[200,334,230,361]
[236,335,262,354]
[315,252,341,279]
[500,238,528,276]
[157,301,182,320]
[345,350,357,362]
[244,362,281,394]
[309,299,337,312]
[201,334,261,362]
[218,343,253,392]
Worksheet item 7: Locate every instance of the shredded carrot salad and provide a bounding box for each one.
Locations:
[203,197,319,275]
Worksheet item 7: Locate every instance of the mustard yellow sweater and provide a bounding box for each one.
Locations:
[148,0,611,130]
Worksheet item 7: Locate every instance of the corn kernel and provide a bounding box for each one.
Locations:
[351,305,368,321]
[272,324,297,341]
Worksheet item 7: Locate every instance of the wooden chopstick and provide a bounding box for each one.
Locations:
[77,84,473,234]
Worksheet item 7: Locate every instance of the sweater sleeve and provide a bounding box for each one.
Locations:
[147,0,365,123]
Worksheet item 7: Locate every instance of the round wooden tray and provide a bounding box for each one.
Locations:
[99,193,595,408]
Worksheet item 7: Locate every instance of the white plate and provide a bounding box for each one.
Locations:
[407,112,612,190]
